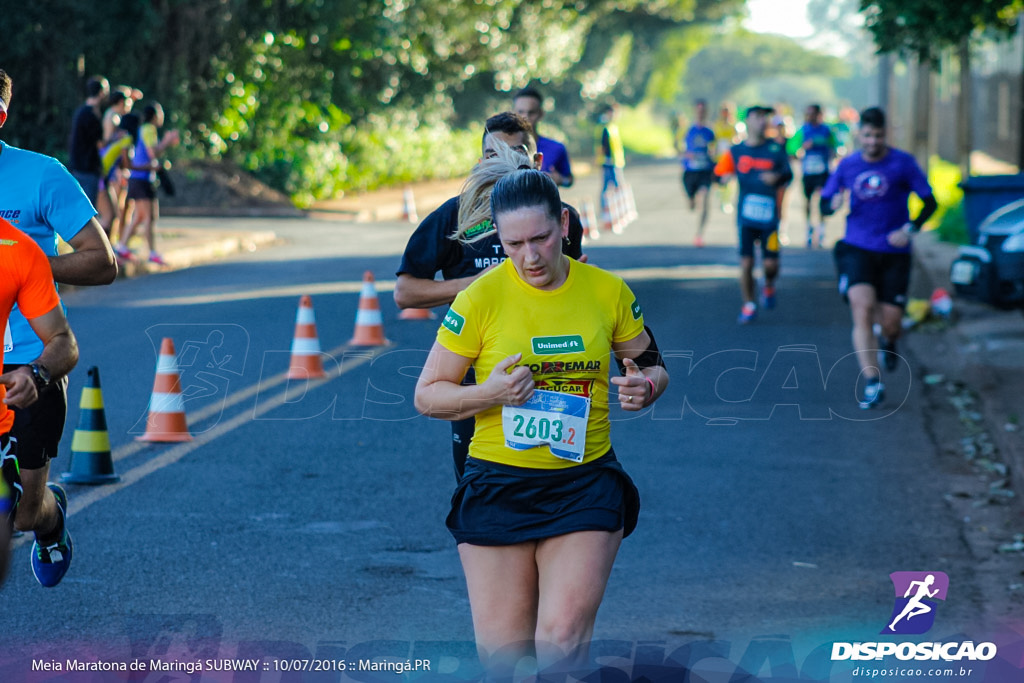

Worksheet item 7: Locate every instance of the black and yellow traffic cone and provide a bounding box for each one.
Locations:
[61,367,120,485]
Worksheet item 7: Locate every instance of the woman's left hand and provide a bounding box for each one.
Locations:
[611,358,649,412]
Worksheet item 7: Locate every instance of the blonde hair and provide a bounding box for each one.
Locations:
[454,136,534,244]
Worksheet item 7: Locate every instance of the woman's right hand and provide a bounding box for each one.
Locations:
[486,352,534,407]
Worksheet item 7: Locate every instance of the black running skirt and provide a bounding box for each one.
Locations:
[446,450,640,546]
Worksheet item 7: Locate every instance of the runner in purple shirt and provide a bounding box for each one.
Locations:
[821,107,937,409]
[513,86,573,187]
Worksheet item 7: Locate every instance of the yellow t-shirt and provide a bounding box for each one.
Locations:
[713,120,737,154]
[436,258,645,469]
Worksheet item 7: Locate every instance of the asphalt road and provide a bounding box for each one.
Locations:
[0,161,1012,682]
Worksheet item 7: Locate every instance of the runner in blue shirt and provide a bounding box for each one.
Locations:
[788,104,838,248]
[513,87,573,188]
[0,68,117,587]
[821,107,937,408]
[679,99,716,247]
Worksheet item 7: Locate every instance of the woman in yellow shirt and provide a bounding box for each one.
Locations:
[415,143,669,679]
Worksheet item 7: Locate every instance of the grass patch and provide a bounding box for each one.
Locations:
[617,105,676,159]
[934,199,970,244]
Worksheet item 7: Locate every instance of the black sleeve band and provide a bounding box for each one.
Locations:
[912,195,938,231]
[819,194,836,217]
[615,326,666,373]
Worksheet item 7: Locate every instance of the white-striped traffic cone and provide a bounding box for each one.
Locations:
[623,183,638,222]
[402,187,419,223]
[287,295,326,379]
[137,338,193,442]
[349,271,389,346]
[582,200,600,240]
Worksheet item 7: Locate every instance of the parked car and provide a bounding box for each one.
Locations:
[950,197,1024,310]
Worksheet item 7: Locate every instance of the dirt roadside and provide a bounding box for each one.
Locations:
[906,236,1024,626]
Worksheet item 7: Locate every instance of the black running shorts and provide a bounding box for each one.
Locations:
[834,240,912,308]
[682,170,713,200]
[802,173,829,199]
[2,367,69,470]
[738,225,781,259]
[127,178,157,201]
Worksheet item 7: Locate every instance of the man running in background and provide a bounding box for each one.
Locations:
[679,99,716,247]
[788,104,838,249]
[513,87,573,188]
[821,107,936,409]
[714,105,792,324]
[0,68,117,586]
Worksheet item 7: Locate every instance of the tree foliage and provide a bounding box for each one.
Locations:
[860,0,1024,60]
[1,0,743,202]
[683,31,851,108]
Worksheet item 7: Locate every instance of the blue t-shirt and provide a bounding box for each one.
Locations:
[683,125,715,171]
[0,141,96,363]
[536,136,572,181]
[796,123,836,176]
[822,148,933,254]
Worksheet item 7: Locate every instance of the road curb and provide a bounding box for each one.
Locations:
[116,229,279,278]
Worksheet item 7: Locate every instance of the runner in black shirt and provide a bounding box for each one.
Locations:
[395,112,584,479]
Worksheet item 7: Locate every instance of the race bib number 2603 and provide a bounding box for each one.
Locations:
[502,389,591,462]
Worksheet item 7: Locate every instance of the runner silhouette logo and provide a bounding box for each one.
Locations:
[882,571,949,635]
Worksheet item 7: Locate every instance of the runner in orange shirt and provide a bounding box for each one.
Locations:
[0,217,80,587]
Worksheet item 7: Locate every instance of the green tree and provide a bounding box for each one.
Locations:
[0,0,745,202]
[859,0,1023,60]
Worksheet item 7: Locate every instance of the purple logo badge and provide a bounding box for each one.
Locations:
[854,170,890,200]
[882,571,949,635]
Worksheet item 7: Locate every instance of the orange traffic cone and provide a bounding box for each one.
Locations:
[287,295,326,379]
[350,271,389,346]
[137,338,193,442]
[402,187,419,223]
[399,307,436,320]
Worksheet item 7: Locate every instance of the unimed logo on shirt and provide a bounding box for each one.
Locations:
[532,335,585,355]
[442,310,465,336]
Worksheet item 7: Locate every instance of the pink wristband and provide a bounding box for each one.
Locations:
[644,376,657,405]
